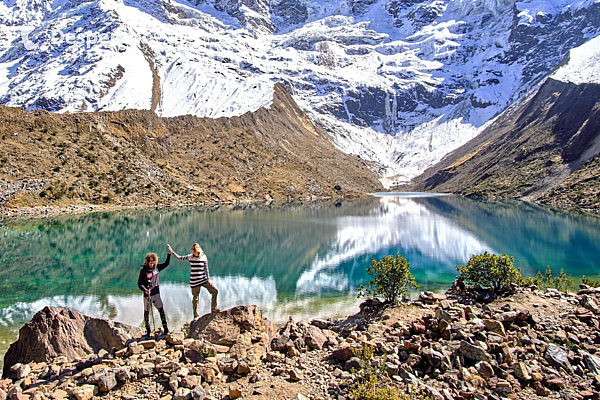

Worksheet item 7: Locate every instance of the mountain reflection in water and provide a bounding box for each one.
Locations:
[1,193,600,366]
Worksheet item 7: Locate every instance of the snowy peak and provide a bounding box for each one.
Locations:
[0,0,600,181]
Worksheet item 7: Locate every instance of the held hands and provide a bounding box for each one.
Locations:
[167,244,173,254]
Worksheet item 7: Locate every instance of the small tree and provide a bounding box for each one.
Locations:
[456,252,523,293]
[534,266,573,292]
[359,253,418,303]
[583,275,600,288]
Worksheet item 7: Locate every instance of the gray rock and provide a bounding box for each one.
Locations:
[169,373,180,391]
[3,307,140,377]
[310,319,330,329]
[460,341,492,363]
[344,357,364,371]
[237,360,251,375]
[422,348,445,368]
[582,295,600,315]
[70,385,98,400]
[545,343,571,371]
[582,351,600,375]
[435,308,452,323]
[217,357,238,373]
[191,385,206,400]
[10,363,30,380]
[397,365,421,387]
[288,368,304,381]
[157,361,180,374]
[483,319,506,337]
[137,362,155,378]
[181,375,202,389]
[270,335,292,352]
[96,372,117,393]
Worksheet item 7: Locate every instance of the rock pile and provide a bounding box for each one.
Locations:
[2,286,600,400]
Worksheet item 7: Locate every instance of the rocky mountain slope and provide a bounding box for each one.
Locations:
[409,35,600,212]
[3,287,600,399]
[2,0,600,180]
[0,83,381,213]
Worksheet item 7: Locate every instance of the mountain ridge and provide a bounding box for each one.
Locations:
[0,83,382,212]
[409,76,600,212]
[2,0,600,179]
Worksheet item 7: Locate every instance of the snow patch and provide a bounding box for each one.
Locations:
[552,34,600,85]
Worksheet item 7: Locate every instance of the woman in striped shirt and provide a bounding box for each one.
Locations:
[168,242,219,318]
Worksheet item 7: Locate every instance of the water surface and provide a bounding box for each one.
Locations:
[1,193,600,367]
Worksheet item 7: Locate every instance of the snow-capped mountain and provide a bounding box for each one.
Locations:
[1,0,599,180]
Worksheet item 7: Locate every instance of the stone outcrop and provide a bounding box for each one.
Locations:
[187,305,276,369]
[2,307,140,377]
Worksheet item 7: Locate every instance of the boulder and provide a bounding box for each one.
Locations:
[3,307,140,377]
[304,326,328,350]
[188,305,275,362]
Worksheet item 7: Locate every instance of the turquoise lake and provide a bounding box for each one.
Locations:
[1,192,600,366]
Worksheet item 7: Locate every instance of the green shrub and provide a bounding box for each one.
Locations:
[349,344,431,400]
[456,252,523,293]
[358,253,418,304]
[582,275,600,288]
[534,266,573,292]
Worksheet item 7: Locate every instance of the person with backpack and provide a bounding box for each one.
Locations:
[138,249,171,336]
[167,242,219,318]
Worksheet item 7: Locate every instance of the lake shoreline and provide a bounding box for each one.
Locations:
[0,192,376,221]
[2,286,600,399]
[3,190,599,223]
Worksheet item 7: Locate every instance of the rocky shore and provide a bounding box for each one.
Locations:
[2,285,600,400]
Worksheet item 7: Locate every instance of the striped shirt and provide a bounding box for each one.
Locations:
[172,251,209,288]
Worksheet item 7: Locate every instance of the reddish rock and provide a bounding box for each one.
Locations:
[411,319,427,334]
[332,346,354,362]
[188,305,275,348]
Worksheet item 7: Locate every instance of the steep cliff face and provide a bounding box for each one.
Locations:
[410,77,600,208]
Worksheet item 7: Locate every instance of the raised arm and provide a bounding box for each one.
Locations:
[157,253,171,271]
[167,244,190,261]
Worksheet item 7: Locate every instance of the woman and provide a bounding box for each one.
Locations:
[168,243,219,318]
[138,249,171,336]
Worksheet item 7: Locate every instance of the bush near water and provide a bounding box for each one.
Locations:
[361,251,577,308]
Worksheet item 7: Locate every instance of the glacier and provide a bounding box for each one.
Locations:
[1,0,599,182]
